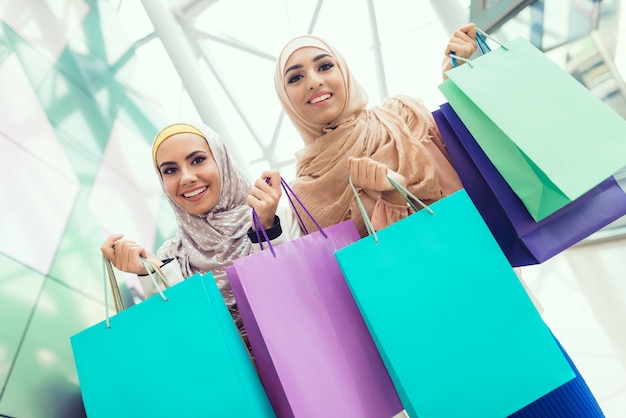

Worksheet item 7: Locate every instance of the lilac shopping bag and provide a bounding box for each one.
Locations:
[434,102,626,266]
[226,180,403,418]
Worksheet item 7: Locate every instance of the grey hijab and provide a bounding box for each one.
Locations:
[153,121,252,307]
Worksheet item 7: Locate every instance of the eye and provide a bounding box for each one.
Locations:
[318,62,334,72]
[191,155,206,165]
[287,73,303,84]
[161,166,177,176]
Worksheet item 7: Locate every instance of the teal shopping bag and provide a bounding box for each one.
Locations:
[70,263,275,418]
[440,33,626,221]
[335,186,575,418]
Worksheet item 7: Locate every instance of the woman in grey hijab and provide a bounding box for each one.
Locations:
[101,121,300,342]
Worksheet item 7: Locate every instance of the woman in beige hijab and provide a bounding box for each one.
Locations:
[274,25,606,417]
[274,24,478,237]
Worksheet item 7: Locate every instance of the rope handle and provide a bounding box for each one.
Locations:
[103,256,169,328]
[251,176,327,258]
[450,27,507,68]
[349,175,435,244]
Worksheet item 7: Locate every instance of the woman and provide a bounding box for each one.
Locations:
[101,121,300,341]
[273,26,479,236]
[273,24,605,417]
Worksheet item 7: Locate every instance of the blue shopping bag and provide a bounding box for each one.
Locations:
[335,186,575,418]
[434,103,626,267]
[70,260,275,418]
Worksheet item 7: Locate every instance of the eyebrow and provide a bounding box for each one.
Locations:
[158,150,206,170]
[284,53,333,76]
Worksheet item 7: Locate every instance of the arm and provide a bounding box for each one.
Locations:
[441,23,478,79]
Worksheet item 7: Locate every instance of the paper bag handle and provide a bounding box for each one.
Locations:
[450,27,506,68]
[252,176,327,257]
[349,175,435,244]
[102,256,169,328]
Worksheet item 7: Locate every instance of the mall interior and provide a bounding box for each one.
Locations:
[0,0,625,417]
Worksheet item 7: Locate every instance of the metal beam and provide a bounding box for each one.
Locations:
[139,0,248,173]
[366,0,388,99]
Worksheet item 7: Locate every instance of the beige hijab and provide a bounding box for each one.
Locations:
[274,35,462,237]
[152,121,252,308]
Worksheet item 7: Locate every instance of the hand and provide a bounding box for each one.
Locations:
[348,157,407,205]
[247,170,282,230]
[442,23,478,78]
[101,234,159,275]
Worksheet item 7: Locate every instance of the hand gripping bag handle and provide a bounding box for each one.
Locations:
[450,27,507,68]
[252,176,327,257]
[348,175,434,244]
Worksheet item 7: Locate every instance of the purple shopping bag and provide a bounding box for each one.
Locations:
[435,102,626,266]
[227,190,403,417]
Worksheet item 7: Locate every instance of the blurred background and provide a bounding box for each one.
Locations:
[0,0,625,417]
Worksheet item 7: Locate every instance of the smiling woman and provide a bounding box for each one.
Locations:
[100,121,302,349]
[155,130,222,215]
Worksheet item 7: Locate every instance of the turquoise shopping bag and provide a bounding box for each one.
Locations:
[335,186,575,418]
[70,261,275,418]
[440,32,626,221]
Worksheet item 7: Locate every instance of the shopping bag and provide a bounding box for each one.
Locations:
[335,185,575,418]
[434,102,626,266]
[226,179,404,418]
[70,259,275,418]
[439,30,626,221]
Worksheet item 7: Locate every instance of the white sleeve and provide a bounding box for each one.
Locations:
[276,204,305,241]
[250,204,304,252]
[137,259,185,299]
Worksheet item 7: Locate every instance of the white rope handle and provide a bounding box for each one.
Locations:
[103,257,169,329]
[348,175,436,245]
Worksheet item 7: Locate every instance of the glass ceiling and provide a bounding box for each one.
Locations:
[112,0,625,181]
[113,0,464,180]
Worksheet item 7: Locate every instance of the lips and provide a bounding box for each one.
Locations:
[309,92,332,104]
[182,186,207,200]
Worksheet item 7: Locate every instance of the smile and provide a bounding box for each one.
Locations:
[309,93,331,104]
[182,186,207,198]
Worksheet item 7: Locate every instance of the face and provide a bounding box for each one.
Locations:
[156,132,221,215]
[283,47,347,125]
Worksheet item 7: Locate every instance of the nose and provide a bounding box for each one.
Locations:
[180,166,197,185]
[307,72,323,90]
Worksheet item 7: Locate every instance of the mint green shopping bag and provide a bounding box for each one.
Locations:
[70,260,275,418]
[335,183,575,418]
[440,33,626,221]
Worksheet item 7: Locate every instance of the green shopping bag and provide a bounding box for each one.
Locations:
[334,180,575,418]
[439,31,626,221]
[70,259,275,418]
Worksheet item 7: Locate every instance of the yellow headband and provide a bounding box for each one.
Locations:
[152,123,205,168]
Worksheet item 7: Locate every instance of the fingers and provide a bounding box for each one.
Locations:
[102,235,149,275]
[442,23,479,77]
[349,157,393,192]
[445,23,478,60]
[259,170,281,189]
[101,233,124,261]
[458,22,476,40]
[248,170,282,229]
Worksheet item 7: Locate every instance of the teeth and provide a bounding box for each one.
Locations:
[184,187,206,198]
[310,93,331,104]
